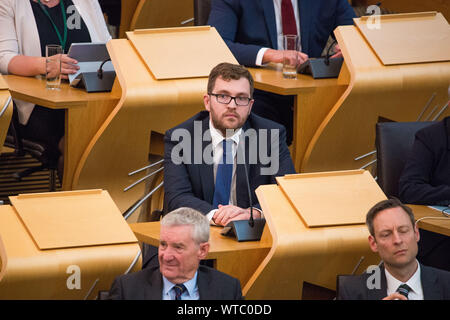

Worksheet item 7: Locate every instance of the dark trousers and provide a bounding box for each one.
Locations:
[18,105,65,167]
[251,89,294,146]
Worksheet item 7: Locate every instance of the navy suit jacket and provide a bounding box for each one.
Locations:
[208,0,356,66]
[163,111,296,214]
[337,263,450,300]
[399,116,450,206]
[108,265,243,300]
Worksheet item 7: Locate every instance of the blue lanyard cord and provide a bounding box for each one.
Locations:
[37,0,68,52]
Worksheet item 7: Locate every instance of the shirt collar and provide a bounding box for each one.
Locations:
[209,119,242,149]
[162,271,198,298]
[385,260,421,296]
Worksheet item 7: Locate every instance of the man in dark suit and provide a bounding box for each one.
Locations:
[398,115,450,272]
[337,198,450,300]
[164,62,295,226]
[208,0,356,145]
[108,207,242,300]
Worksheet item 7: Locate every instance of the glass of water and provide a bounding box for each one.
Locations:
[45,44,62,90]
[282,35,300,79]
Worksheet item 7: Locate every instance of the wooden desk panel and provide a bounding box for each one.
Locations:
[4,75,120,190]
[409,204,450,237]
[248,64,348,173]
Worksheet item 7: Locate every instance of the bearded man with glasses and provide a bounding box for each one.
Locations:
[163,62,296,227]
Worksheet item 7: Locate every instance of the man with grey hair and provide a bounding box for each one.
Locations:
[338,198,450,300]
[108,207,243,300]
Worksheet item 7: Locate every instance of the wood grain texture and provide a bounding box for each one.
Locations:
[0,87,13,154]
[301,25,450,173]
[72,39,207,215]
[0,203,141,299]
[409,204,450,237]
[245,184,380,299]
[4,75,120,190]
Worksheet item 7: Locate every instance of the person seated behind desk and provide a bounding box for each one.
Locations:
[337,198,450,300]
[108,207,243,300]
[207,0,356,145]
[164,62,296,226]
[141,62,295,269]
[0,0,111,179]
[398,115,450,271]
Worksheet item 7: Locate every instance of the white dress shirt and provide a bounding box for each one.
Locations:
[385,261,424,300]
[206,120,241,222]
[255,0,301,65]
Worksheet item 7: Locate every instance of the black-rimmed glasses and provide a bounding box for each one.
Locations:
[209,93,253,106]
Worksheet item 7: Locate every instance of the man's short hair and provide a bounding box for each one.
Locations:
[207,62,254,97]
[161,207,210,244]
[366,198,415,237]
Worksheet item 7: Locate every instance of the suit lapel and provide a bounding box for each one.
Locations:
[297,0,311,54]
[197,266,213,300]
[261,0,278,49]
[144,267,165,300]
[367,264,388,300]
[198,116,214,204]
[420,264,441,300]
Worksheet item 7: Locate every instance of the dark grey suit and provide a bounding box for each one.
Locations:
[108,265,243,300]
[337,264,450,300]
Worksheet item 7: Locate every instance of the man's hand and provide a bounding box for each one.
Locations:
[263,48,308,65]
[330,44,343,59]
[213,205,261,226]
[382,293,408,300]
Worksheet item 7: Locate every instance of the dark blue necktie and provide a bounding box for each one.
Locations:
[173,284,187,300]
[213,139,233,208]
[396,283,412,299]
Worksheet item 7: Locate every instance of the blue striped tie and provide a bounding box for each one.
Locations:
[213,139,233,208]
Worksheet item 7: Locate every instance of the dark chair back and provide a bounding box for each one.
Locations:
[194,0,212,26]
[375,121,433,198]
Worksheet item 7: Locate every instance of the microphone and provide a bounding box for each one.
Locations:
[97,58,111,79]
[221,135,265,242]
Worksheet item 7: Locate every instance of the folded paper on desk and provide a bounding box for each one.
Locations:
[68,42,115,92]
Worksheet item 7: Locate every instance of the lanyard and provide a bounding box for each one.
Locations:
[38,0,68,52]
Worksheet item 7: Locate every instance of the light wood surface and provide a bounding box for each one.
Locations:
[245,184,380,299]
[127,26,237,80]
[301,24,450,173]
[129,0,194,31]
[409,204,450,237]
[277,170,386,227]
[119,0,140,38]
[355,12,450,65]
[130,222,271,289]
[4,75,120,190]
[248,64,348,172]
[72,38,207,217]
[9,189,137,250]
[363,0,450,22]
[0,193,141,299]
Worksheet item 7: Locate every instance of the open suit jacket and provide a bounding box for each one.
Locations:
[337,263,450,300]
[208,0,356,66]
[163,111,296,214]
[108,265,243,300]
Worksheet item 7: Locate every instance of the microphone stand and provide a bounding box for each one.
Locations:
[222,137,265,242]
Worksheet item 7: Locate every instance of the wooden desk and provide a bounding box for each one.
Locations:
[4,75,120,190]
[409,204,450,237]
[130,222,271,289]
[248,64,348,172]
